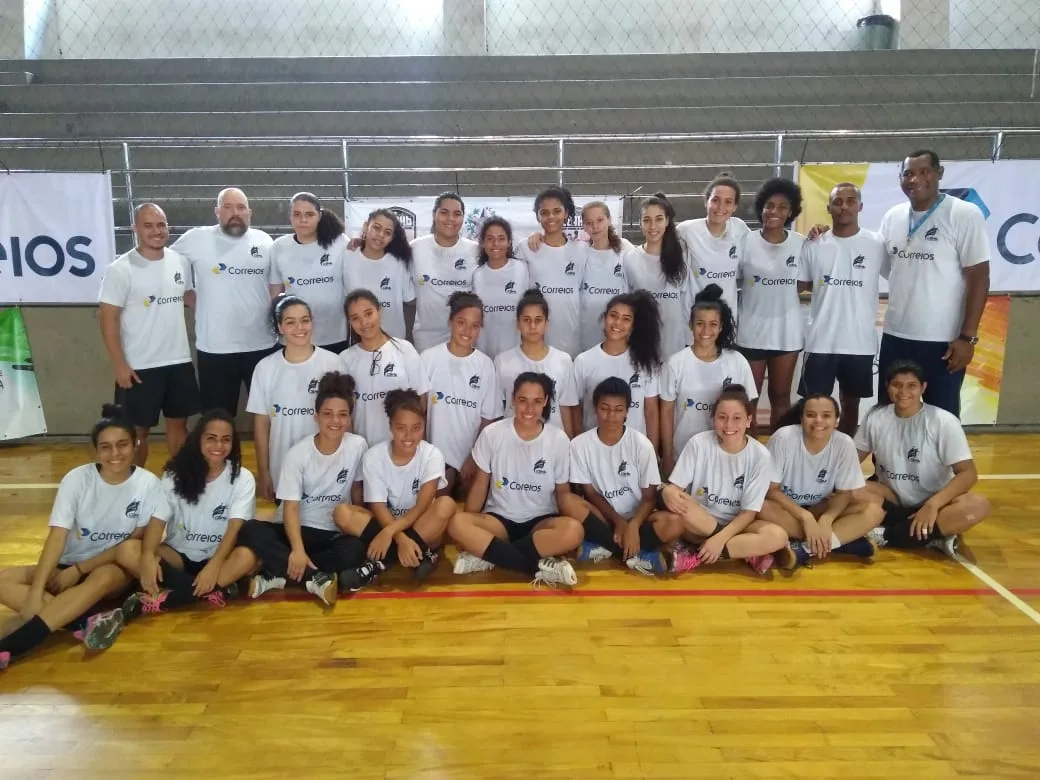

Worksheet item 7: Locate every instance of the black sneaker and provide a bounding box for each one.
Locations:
[414,548,440,581]
[834,537,875,559]
[339,559,387,593]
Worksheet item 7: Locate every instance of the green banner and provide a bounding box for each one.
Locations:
[0,308,48,439]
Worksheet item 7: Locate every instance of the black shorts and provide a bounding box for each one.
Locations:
[116,361,200,428]
[197,346,276,417]
[175,554,211,576]
[881,500,924,526]
[487,512,557,542]
[799,352,874,398]
[319,340,351,355]
[736,346,799,363]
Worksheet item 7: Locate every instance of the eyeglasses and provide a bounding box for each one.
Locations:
[369,349,383,377]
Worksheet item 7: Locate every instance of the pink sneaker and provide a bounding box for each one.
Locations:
[746,554,775,575]
[671,547,702,574]
[203,590,227,608]
[0,650,10,671]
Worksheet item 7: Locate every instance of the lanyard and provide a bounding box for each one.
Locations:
[907,195,945,242]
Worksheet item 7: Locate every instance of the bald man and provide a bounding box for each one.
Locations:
[98,203,199,465]
[172,188,275,418]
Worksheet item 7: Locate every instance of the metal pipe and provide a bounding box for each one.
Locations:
[557,139,564,188]
[122,142,134,227]
[341,139,350,213]
[992,131,1005,162]
[773,133,784,178]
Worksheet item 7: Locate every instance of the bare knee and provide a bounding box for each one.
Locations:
[85,563,131,594]
[556,516,585,550]
[962,493,991,525]
[432,495,457,519]
[760,523,790,550]
[114,539,142,570]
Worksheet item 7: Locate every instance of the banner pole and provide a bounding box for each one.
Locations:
[122,142,135,227]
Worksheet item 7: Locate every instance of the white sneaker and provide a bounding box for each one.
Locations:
[249,573,287,599]
[453,551,495,575]
[532,557,578,588]
[927,534,960,559]
[865,526,888,549]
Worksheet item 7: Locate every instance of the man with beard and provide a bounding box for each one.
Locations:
[173,188,275,419]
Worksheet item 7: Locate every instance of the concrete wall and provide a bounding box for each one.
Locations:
[13,0,1039,59]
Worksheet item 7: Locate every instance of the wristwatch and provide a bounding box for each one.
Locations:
[957,333,979,345]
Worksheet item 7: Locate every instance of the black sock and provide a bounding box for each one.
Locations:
[581,515,623,558]
[0,615,51,660]
[359,518,381,546]
[639,523,665,551]
[403,527,431,553]
[481,536,540,576]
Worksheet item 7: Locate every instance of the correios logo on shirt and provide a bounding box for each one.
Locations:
[818,274,864,288]
[533,458,547,475]
[877,461,920,483]
[694,266,737,280]
[617,460,631,477]
[179,522,223,544]
[783,486,825,505]
[302,492,341,504]
[418,274,468,288]
[356,390,388,403]
[211,263,265,276]
[582,282,624,296]
[142,294,184,307]
[78,527,132,543]
[125,500,141,520]
[816,468,828,484]
[494,476,542,492]
[537,282,575,295]
[684,398,712,411]
[269,403,313,417]
[748,275,796,287]
[336,468,351,484]
[432,391,477,409]
[287,275,334,287]
[694,485,740,508]
[907,447,921,463]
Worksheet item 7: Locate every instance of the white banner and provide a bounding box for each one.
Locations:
[345,196,625,246]
[0,172,117,304]
[799,160,1040,293]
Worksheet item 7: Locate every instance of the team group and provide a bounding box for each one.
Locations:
[0,149,994,668]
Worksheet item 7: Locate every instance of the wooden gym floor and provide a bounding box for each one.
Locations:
[1,435,1039,779]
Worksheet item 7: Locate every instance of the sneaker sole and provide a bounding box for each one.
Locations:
[84,611,126,651]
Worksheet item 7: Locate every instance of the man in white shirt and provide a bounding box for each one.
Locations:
[98,204,199,466]
[877,150,990,418]
[173,188,275,419]
[798,183,885,435]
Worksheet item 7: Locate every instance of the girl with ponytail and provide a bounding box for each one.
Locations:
[572,290,663,448]
[269,192,350,352]
[622,192,694,357]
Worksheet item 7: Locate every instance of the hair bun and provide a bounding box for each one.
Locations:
[101,403,127,420]
[695,283,724,303]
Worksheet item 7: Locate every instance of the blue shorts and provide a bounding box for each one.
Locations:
[799,352,874,398]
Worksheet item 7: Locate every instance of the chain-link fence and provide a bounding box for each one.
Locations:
[2,0,1039,243]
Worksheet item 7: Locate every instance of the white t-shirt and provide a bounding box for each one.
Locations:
[472,419,570,523]
[661,347,757,457]
[736,230,805,352]
[622,246,694,358]
[571,345,659,436]
[494,346,579,431]
[767,425,865,507]
[97,249,192,370]
[570,427,661,518]
[514,240,585,358]
[362,440,447,516]
[269,234,349,348]
[420,343,501,470]
[172,226,274,354]
[669,431,773,525]
[471,259,530,360]
[276,433,368,532]
[678,217,749,312]
[879,196,989,342]
[410,234,479,352]
[339,338,429,446]
[49,464,161,566]
[579,248,628,352]
[245,347,343,492]
[799,230,885,355]
[157,464,257,562]
[342,250,416,340]
[854,403,973,508]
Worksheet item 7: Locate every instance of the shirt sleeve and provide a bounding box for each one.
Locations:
[853,415,874,453]
[245,362,269,415]
[797,240,814,284]
[638,436,662,488]
[472,425,494,474]
[421,445,448,490]
[362,449,389,504]
[736,353,758,402]
[569,438,592,486]
[230,469,258,521]
[275,445,305,502]
[480,359,501,420]
[644,367,660,398]
[669,437,697,492]
[402,264,417,303]
[97,260,130,307]
[267,245,284,286]
[137,478,163,529]
[766,432,787,483]
[937,412,974,466]
[832,437,867,492]
[660,356,679,402]
[740,448,772,512]
[150,475,177,524]
[48,469,83,530]
[552,429,570,485]
[955,203,990,269]
[556,356,579,407]
[403,343,430,395]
